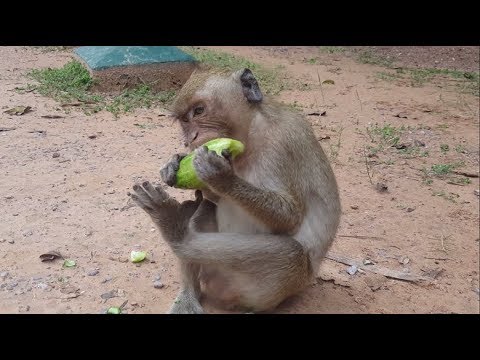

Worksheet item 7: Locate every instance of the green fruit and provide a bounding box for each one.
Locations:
[175,138,245,189]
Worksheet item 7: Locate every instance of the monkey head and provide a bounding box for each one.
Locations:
[170,68,263,150]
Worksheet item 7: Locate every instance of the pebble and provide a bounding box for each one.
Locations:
[36,282,49,290]
[153,281,164,289]
[6,281,18,290]
[87,269,99,276]
[0,271,9,280]
[18,305,30,313]
[52,152,60,158]
[8,240,14,244]
[347,265,358,275]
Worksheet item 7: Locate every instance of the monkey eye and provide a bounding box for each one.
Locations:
[193,106,204,116]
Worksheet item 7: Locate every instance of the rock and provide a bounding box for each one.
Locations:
[350,205,359,210]
[88,134,97,139]
[101,277,112,284]
[375,182,388,193]
[101,290,118,300]
[474,190,479,197]
[346,265,358,276]
[406,207,415,213]
[36,283,49,290]
[364,274,387,291]
[52,152,60,158]
[0,271,9,280]
[363,259,374,265]
[413,139,426,147]
[153,281,165,289]
[6,281,18,290]
[154,275,161,281]
[87,269,99,276]
[8,239,14,244]
[399,256,410,265]
[18,305,30,313]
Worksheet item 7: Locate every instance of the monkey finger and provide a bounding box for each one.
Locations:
[130,193,154,212]
[160,165,177,187]
[221,149,232,163]
[194,190,203,203]
[132,184,156,207]
[142,181,169,203]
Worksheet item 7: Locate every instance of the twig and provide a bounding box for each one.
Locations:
[325,252,432,283]
[424,256,450,261]
[447,181,466,186]
[440,233,448,253]
[338,234,384,240]
[355,88,363,112]
[363,147,374,185]
[316,69,325,104]
[452,170,479,178]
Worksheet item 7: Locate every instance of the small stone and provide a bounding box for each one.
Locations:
[22,230,33,237]
[413,140,425,147]
[0,271,9,280]
[406,207,415,213]
[346,265,358,275]
[363,259,374,265]
[78,183,86,188]
[18,305,30,313]
[150,228,156,232]
[6,281,18,290]
[52,152,60,158]
[399,256,410,265]
[101,277,112,284]
[474,190,479,197]
[88,134,97,139]
[154,275,161,281]
[5,195,14,200]
[87,269,99,276]
[153,281,165,289]
[375,182,388,193]
[36,283,49,290]
[350,205,359,210]
[8,239,14,244]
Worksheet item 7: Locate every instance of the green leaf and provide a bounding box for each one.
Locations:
[322,80,335,85]
[63,259,76,268]
[107,307,121,314]
[130,251,146,263]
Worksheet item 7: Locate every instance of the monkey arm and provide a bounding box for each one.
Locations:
[212,176,304,235]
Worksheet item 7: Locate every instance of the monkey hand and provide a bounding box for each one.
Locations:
[129,181,203,242]
[193,146,234,190]
[160,153,187,187]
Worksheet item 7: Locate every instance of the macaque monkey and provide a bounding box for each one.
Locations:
[129,68,341,313]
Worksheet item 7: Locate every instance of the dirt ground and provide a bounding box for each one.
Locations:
[1,46,479,314]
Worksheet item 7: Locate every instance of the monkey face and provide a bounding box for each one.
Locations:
[172,68,264,150]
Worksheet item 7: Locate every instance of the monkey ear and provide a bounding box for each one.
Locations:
[240,68,263,103]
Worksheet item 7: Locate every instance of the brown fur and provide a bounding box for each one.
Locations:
[131,68,341,313]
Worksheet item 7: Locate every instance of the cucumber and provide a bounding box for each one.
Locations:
[175,138,245,189]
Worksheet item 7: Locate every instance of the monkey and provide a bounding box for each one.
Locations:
[129,68,341,314]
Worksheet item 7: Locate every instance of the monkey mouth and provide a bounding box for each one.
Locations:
[185,132,199,147]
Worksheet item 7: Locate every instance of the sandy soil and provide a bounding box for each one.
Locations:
[0,46,479,314]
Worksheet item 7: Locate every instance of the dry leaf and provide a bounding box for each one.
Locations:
[39,251,63,262]
[4,106,32,115]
